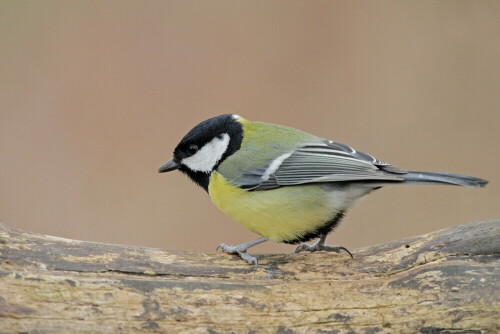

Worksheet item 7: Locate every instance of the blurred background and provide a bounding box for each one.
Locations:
[1,1,498,254]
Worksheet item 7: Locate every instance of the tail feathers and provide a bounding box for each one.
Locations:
[402,171,488,188]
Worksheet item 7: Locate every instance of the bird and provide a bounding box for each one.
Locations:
[158,114,488,269]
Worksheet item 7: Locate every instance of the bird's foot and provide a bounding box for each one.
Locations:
[216,243,259,270]
[293,240,353,258]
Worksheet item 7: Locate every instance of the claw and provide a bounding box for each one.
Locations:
[293,240,353,259]
[293,243,309,253]
[239,251,259,270]
[252,258,258,271]
[338,246,353,258]
[215,237,267,270]
[216,243,260,270]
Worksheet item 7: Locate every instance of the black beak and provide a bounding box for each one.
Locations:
[158,158,180,173]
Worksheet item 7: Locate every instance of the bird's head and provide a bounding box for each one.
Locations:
[158,114,243,191]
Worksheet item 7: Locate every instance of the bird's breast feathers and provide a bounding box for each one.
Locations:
[208,171,360,242]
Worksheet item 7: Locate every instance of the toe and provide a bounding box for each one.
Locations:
[216,243,238,254]
[239,252,259,270]
[321,245,354,258]
[293,243,309,253]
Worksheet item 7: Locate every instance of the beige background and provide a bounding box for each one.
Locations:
[1,1,498,254]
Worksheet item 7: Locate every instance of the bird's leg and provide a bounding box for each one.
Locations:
[216,237,267,270]
[293,234,353,258]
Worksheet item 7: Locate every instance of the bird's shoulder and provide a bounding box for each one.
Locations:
[216,120,323,182]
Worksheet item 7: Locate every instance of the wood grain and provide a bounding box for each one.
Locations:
[0,220,499,333]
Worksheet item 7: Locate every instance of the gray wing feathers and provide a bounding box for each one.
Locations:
[237,140,406,190]
[277,151,403,182]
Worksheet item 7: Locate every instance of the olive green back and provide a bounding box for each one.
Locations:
[216,118,323,183]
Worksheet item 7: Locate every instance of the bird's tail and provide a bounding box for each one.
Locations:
[402,171,488,188]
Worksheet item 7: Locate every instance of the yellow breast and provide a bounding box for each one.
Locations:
[208,171,337,243]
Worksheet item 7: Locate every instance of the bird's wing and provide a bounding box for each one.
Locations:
[236,140,407,191]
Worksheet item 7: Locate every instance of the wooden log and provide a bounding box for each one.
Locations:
[0,220,498,333]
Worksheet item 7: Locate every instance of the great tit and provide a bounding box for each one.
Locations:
[158,114,488,269]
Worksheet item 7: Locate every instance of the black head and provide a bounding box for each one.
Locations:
[158,114,243,191]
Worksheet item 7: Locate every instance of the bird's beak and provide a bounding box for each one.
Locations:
[158,158,180,173]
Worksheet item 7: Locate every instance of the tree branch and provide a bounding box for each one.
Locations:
[0,220,499,333]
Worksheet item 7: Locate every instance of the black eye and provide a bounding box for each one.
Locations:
[187,144,198,156]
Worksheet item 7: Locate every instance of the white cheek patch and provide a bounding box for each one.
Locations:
[181,133,230,172]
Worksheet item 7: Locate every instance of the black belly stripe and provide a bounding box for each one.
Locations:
[281,210,345,245]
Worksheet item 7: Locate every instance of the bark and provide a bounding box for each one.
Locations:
[0,220,499,333]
